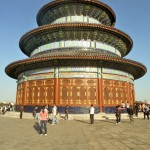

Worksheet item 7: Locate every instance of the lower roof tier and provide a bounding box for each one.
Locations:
[5,54,146,80]
[17,66,134,84]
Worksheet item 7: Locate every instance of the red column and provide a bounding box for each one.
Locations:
[54,78,59,105]
[23,81,27,106]
[132,84,135,105]
[99,79,103,112]
[127,82,130,104]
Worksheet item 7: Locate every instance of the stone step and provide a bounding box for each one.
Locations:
[0,112,33,119]
[0,111,144,120]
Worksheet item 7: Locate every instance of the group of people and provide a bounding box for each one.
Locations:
[115,104,134,124]
[115,102,150,124]
[0,104,15,115]
[89,102,150,125]
[19,102,149,135]
[32,104,69,135]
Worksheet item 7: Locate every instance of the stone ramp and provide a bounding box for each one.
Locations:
[0,111,144,120]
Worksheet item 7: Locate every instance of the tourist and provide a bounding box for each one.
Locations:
[33,106,38,119]
[139,104,142,112]
[2,105,6,115]
[120,101,125,114]
[121,101,125,108]
[39,107,48,135]
[34,106,39,119]
[126,101,130,115]
[142,103,145,112]
[51,104,57,125]
[20,106,24,119]
[36,107,41,126]
[89,104,95,124]
[115,105,121,124]
[143,104,149,120]
[128,105,134,123]
[134,103,139,117]
[44,105,48,113]
[64,105,69,120]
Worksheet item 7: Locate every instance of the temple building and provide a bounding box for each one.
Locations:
[5,0,146,113]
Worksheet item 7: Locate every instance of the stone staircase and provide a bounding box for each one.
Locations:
[0,111,144,120]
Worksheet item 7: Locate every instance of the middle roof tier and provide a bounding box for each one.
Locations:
[19,23,133,57]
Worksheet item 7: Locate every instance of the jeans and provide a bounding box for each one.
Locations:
[52,115,57,124]
[39,120,47,134]
[129,115,134,122]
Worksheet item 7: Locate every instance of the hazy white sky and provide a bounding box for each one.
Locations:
[0,0,149,102]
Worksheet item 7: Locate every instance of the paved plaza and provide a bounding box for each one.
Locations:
[0,114,149,150]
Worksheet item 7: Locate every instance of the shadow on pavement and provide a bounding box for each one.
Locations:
[33,122,40,134]
[74,119,90,124]
[99,119,115,124]
[102,116,109,120]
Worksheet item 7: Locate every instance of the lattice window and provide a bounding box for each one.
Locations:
[104,87,110,100]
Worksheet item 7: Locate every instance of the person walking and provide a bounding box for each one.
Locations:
[39,108,48,135]
[44,105,48,113]
[115,105,121,124]
[34,106,39,119]
[20,106,24,119]
[36,107,41,126]
[126,101,130,115]
[2,105,6,115]
[89,104,95,124]
[129,105,134,123]
[121,101,125,108]
[64,105,69,120]
[134,103,139,117]
[143,104,149,120]
[51,104,57,125]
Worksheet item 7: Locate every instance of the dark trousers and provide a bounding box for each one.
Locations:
[90,114,94,124]
[40,120,47,134]
[2,110,5,115]
[144,112,149,120]
[20,112,23,119]
[127,108,130,115]
[64,113,68,120]
[116,115,121,123]
[135,109,139,117]
[129,115,134,122]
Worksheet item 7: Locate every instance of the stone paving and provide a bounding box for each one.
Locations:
[0,114,149,150]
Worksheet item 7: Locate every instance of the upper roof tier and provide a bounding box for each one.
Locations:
[36,0,116,27]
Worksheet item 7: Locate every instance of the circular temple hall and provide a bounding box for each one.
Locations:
[5,0,146,113]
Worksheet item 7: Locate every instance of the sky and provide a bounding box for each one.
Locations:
[0,0,149,103]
